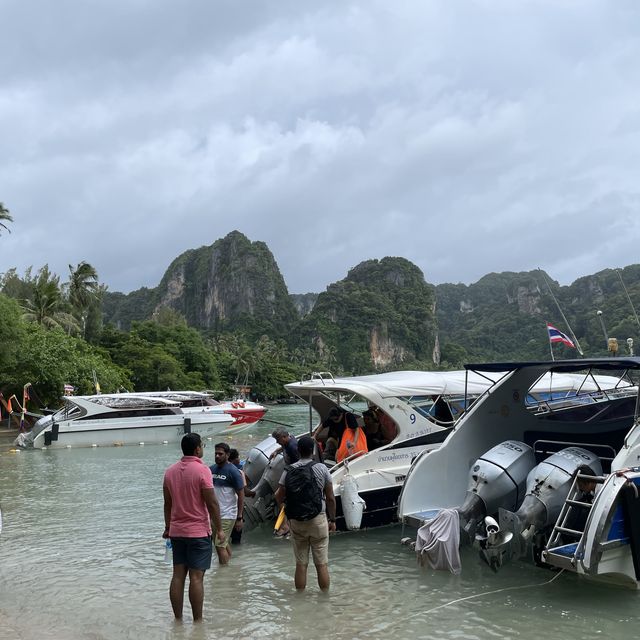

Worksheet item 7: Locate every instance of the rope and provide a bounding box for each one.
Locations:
[258,417,302,431]
[421,568,566,615]
[370,568,566,634]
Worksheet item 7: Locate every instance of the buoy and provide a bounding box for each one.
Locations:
[340,473,366,530]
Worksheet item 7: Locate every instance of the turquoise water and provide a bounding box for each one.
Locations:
[1,405,639,639]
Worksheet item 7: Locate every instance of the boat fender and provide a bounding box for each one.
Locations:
[340,473,366,530]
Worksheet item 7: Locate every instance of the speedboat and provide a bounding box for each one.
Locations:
[242,369,548,532]
[128,390,266,427]
[14,392,237,449]
[397,358,640,584]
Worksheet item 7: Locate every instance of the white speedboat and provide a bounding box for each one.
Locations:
[129,390,267,428]
[242,369,589,532]
[14,393,237,449]
[397,358,640,583]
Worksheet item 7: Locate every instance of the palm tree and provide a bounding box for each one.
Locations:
[0,202,13,235]
[21,265,80,333]
[66,262,99,338]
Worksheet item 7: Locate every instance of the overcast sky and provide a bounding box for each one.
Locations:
[1,1,639,295]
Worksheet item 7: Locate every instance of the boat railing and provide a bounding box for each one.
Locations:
[529,389,614,415]
[301,371,336,385]
[532,439,617,466]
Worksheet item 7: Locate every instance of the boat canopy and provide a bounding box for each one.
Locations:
[285,370,502,400]
[465,357,640,374]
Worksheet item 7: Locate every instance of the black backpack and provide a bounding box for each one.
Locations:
[284,462,323,521]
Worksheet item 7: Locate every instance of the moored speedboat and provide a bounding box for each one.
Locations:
[14,393,236,449]
[137,390,266,428]
[397,358,640,582]
[243,369,514,532]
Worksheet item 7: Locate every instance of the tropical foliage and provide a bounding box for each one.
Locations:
[0,202,12,235]
[3,229,640,415]
[0,292,129,405]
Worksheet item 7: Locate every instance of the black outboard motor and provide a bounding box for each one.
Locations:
[499,446,603,558]
[457,440,536,541]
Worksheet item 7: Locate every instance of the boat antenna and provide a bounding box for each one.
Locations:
[596,310,609,348]
[538,268,584,356]
[616,268,640,332]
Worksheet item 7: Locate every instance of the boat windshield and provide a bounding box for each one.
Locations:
[399,395,467,425]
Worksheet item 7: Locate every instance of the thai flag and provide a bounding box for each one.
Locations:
[546,323,575,348]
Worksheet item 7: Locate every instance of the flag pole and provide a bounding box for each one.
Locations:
[549,336,555,361]
[538,269,584,356]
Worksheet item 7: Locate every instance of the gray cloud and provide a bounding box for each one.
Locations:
[1,1,639,294]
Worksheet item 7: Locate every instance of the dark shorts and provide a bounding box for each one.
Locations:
[171,536,213,571]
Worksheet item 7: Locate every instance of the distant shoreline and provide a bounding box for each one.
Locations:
[0,426,19,452]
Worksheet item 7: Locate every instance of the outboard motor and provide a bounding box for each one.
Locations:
[243,436,285,530]
[13,414,53,448]
[243,436,278,489]
[457,440,536,541]
[499,446,602,557]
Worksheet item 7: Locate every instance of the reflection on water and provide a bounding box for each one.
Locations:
[1,405,639,639]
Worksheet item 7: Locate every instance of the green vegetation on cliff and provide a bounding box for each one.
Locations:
[296,258,437,374]
[3,229,640,409]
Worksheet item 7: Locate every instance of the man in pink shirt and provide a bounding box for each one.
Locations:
[163,432,225,621]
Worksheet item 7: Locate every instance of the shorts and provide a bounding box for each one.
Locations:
[214,519,235,548]
[171,536,212,571]
[289,513,329,566]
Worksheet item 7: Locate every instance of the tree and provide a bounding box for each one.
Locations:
[21,265,79,333]
[66,261,99,338]
[0,202,12,235]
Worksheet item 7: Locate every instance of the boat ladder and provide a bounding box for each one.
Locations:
[542,471,606,571]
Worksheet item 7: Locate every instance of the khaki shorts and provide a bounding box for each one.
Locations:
[214,519,235,548]
[289,513,329,566]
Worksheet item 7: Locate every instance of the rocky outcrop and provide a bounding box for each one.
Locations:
[103,231,297,337]
[290,293,319,317]
[296,257,437,373]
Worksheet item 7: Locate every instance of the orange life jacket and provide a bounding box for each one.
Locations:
[336,427,369,463]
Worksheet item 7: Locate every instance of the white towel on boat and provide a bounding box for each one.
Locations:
[415,508,461,575]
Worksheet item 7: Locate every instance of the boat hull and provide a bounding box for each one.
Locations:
[335,486,401,531]
[31,414,238,449]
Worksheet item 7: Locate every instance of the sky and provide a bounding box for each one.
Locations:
[1,0,640,295]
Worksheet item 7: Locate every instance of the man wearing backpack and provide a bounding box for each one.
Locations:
[274,435,336,591]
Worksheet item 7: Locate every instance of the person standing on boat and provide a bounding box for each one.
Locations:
[314,407,358,461]
[274,435,337,591]
[210,442,245,565]
[362,409,385,450]
[370,406,398,444]
[162,433,225,622]
[270,428,300,464]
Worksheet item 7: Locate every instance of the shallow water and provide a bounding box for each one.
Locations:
[1,405,639,639]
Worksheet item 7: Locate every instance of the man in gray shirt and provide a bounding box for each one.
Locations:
[274,435,336,591]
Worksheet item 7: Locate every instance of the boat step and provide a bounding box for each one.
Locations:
[403,509,441,530]
[542,548,579,572]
